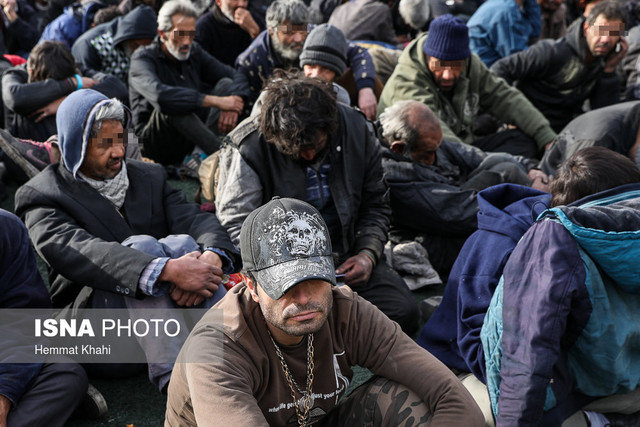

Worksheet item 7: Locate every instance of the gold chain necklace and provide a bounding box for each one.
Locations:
[269,332,315,426]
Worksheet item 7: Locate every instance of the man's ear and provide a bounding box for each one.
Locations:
[583,20,589,38]
[244,274,260,303]
[158,29,167,41]
[390,141,407,154]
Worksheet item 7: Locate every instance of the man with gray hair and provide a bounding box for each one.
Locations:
[379,100,550,276]
[233,0,380,119]
[129,0,244,166]
[15,89,241,391]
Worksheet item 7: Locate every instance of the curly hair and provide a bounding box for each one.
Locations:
[259,70,338,158]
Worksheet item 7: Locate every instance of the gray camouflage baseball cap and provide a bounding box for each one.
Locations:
[239,197,336,300]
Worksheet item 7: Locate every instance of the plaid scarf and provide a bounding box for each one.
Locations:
[78,162,130,209]
[89,30,130,82]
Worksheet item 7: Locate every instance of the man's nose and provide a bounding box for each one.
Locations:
[111,143,126,157]
[442,69,453,80]
[300,148,316,161]
[293,32,305,43]
[290,284,312,305]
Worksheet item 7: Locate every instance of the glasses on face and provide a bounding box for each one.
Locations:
[275,24,310,35]
[172,30,196,39]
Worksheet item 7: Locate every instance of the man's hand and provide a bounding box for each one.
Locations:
[357,87,377,120]
[234,8,260,38]
[0,394,11,427]
[199,250,223,269]
[218,111,239,134]
[203,95,243,113]
[604,36,628,73]
[336,253,374,287]
[158,251,222,297]
[528,169,552,192]
[30,96,66,123]
[1,0,18,23]
[169,285,205,307]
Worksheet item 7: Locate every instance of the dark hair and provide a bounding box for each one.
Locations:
[586,0,628,27]
[93,5,123,26]
[27,41,76,83]
[259,69,338,158]
[550,146,640,207]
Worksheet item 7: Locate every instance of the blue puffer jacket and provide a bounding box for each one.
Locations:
[482,183,640,425]
[417,184,549,381]
[467,0,541,67]
[39,1,106,49]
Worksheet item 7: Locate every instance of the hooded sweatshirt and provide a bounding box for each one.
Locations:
[72,5,158,82]
[482,183,640,424]
[417,184,550,382]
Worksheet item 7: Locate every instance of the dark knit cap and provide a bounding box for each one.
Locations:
[422,14,470,61]
[299,24,348,76]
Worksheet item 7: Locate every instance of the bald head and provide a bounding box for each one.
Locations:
[380,101,443,165]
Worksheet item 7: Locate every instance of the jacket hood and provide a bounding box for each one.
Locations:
[112,5,157,47]
[57,89,129,179]
[477,183,550,242]
[542,183,640,293]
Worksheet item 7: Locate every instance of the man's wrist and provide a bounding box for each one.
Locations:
[358,249,376,267]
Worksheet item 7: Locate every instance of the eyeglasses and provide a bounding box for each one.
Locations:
[274,24,310,35]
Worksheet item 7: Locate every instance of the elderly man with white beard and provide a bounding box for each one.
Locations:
[232,0,380,119]
[128,0,245,166]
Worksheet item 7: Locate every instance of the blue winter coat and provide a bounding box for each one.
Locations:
[417,184,550,381]
[467,0,541,67]
[38,1,106,49]
[482,183,640,425]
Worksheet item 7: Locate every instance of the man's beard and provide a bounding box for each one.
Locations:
[165,41,191,61]
[220,3,235,22]
[272,35,303,62]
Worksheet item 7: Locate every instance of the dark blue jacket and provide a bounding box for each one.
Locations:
[38,1,106,49]
[417,184,550,382]
[0,209,50,405]
[233,30,376,106]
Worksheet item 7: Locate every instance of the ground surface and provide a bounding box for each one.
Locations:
[2,177,441,426]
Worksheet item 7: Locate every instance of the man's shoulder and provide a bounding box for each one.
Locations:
[227,115,261,148]
[131,39,161,61]
[127,159,165,180]
[236,31,270,66]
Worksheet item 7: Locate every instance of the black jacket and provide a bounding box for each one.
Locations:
[2,64,128,140]
[216,105,391,261]
[195,5,253,67]
[15,160,241,309]
[0,0,39,56]
[128,38,235,135]
[491,17,621,132]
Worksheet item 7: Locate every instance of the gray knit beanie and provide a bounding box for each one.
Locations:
[299,24,348,76]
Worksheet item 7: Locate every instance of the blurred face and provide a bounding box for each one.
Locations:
[303,64,337,81]
[160,13,196,61]
[297,132,328,163]
[411,124,442,166]
[216,0,248,19]
[125,38,153,57]
[583,15,624,57]
[250,279,333,345]
[80,120,126,180]
[269,20,308,61]
[427,56,466,91]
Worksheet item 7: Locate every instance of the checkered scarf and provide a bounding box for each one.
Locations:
[78,161,130,209]
[89,30,130,82]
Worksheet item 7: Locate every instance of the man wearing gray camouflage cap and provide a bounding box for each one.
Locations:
[166,197,484,426]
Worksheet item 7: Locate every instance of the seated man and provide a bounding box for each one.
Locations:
[233,0,379,119]
[491,1,628,132]
[378,14,557,159]
[0,0,40,57]
[2,40,128,141]
[72,5,157,85]
[165,197,485,426]
[539,100,640,175]
[378,100,549,277]
[14,89,241,391]
[0,209,89,426]
[482,146,640,425]
[467,0,541,67]
[195,0,260,66]
[216,72,420,334]
[128,0,244,166]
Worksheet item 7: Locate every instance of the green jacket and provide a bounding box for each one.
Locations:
[378,34,557,149]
